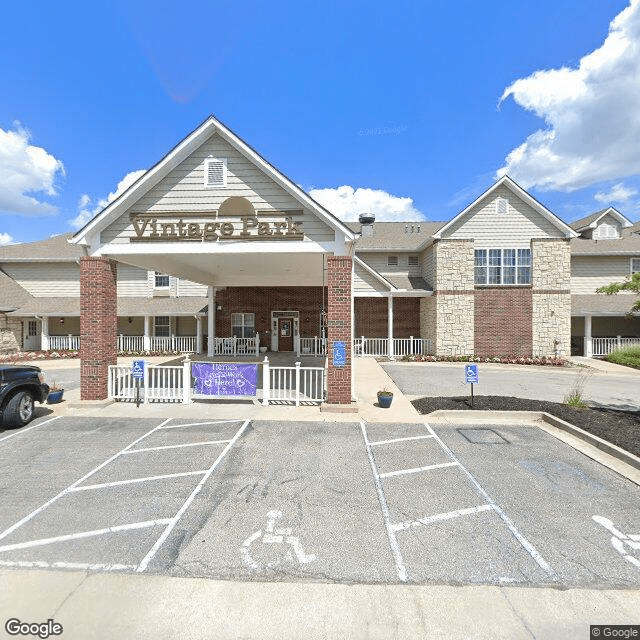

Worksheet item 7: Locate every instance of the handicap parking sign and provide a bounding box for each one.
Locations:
[132,360,145,379]
[465,364,478,384]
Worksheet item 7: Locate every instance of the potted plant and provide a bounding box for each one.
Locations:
[377,388,393,408]
[47,381,64,404]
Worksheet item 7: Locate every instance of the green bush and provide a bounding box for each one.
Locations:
[605,345,640,369]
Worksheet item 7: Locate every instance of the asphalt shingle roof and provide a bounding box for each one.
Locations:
[0,233,86,262]
[569,210,609,231]
[572,294,639,315]
[345,221,445,250]
[0,270,33,312]
[570,236,640,255]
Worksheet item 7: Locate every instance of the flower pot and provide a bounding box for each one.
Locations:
[259,346,267,353]
[377,392,393,408]
[47,389,64,404]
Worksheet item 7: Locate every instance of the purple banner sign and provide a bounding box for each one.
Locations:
[191,362,258,396]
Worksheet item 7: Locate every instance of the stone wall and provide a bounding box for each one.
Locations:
[0,315,21,354]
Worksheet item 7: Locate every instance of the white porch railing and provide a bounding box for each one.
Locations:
[210,335,259,356]
[590,336,640,357]
[299,336,327,356]
[263,359,325,405]
[354,337,388,357]
[118,335,144,352]
[108,363,184,403]
[48,335,80,350]
[353,336,434,358]
[393,337,433,357]
[150,336,197,353]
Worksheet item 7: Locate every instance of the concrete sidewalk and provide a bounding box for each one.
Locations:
[1,569,638,640]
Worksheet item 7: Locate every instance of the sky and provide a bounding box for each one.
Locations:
[1,0,639,245]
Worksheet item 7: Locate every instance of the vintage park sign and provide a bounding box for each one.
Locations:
[130,213,304,242]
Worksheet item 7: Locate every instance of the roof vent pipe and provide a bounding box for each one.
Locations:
[359,213,375,238]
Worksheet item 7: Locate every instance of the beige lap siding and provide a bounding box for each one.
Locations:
[354,298,421,338]
[80,257,117,401]
[327,257,352,404]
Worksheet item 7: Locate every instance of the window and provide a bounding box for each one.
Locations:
[408,255,419,266]
[496,197,508,215]
[27,320,38,337]
[154,272,169,288]
[387,256,398,266]
[231,313,255,338]
[204,157,227,188]
[597,223,618,239]
[474,248,531,285]
[632,258,640,274]
[154,316,170,337]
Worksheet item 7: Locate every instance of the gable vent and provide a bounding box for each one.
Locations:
[408,255,419,266]
[204,158,227,188]
[496,197,508,215]
[388,255,398,266]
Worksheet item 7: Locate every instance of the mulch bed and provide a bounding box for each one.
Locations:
[412,395,640,457]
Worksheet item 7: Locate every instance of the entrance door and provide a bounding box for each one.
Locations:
[23,319,41,351]
[278,317,294,352]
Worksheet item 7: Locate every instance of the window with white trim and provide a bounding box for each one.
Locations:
[154,316,170,337]
[596,223,618,239]
[474,248,531,285]
[387,256,398,266]
[154,272,170,288]
[631,258,640,274]
[204,157,227,188]
[231,313,255,338]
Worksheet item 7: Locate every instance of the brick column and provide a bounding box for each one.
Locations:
[80,257,117,400]
[327,256,352,404]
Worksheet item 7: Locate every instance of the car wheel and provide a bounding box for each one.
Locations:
[3,391,35,428]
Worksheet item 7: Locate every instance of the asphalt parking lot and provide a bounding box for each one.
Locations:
[0,416,638,588]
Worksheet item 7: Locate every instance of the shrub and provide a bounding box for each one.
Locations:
[605,345,640,369]
[400,354,566,366]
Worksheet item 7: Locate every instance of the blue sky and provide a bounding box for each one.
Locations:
[1,0,638,244]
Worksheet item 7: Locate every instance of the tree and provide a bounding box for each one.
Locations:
[596,272,640,316]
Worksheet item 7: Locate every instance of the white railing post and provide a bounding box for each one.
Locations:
[182,356,191,404]
[617,335,622,349]
[255,333,260,356]
[361,336,365,356]
[233,336,237,356]
[409,336,414,356]
[295,361,301,407]
[108,366,113,398]
[262,356,270,406]
[143,360,149,404]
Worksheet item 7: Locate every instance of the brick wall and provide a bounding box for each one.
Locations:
[354,297,420,337]
[80,257,117,400]
[474,287,533,356]
[327,256,352,404]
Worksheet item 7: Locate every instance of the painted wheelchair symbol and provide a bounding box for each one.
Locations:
[593,515,640,569]
[241,510,316,571]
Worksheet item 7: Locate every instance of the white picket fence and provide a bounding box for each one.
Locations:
[210,336,260,356]
[299,336,327,356]
[108,356,325,405]
[49,335,80,350]
[118,335,144,352]
[353,336,433,358]
[591,336,640,357]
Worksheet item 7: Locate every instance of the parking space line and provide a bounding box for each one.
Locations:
[0,560,136,571]
[136,418,251,572]
[369,434,435,447]
[69,470,207,492]
[0,519,172,553]
[123,439,232,454]
[424,423,556,580]
[391,505,495,532]
[359,420,408,582]
[158,419,244,430]
[0,418,173,545]
[0,416,61,444]
[379,461,459,478]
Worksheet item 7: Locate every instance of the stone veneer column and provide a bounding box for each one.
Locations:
[80,257,117,400]
[433,239,475,356]
[531,238,571,357]
[327,256,352,404]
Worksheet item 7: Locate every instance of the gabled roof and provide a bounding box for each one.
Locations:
[0,270,33,312]
[71,115,355,247]
[570,207,632,232]
[432,175,578,240]
[346,222,445,251]
[0,233,85,262]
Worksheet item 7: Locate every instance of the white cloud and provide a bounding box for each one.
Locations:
[0,232,14,245]
[309,185,423,221]
[0,122,65,215]
[594,182,638,203]
[497,0,640,191]
[70,170,146,229]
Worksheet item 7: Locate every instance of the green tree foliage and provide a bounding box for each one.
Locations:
[596,272,640,315]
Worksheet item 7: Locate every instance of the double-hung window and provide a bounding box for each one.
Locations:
[231,313,255,338]
[475,248,531,285]
[154,272,170,289]
[631,258,640,275]
[154,316,170,337]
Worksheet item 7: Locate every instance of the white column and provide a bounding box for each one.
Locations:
[584,315,593,358]
[207,286,215,357]
[41,316,50,351]
[388,295,394,360]
[143,315,151,351]
[196,316,203,353]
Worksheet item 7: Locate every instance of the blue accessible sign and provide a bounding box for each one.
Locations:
[332,341,346,368]
[191,362,258,396]
[132,360,145,379]
[465,364,478,384]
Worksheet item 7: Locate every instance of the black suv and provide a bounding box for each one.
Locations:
[0,365,50,427]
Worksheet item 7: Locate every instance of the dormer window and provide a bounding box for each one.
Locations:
[204,157,227,188]
[596,223,618,239]
[154,272,170,288]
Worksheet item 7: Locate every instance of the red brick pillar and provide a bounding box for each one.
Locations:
[80,257,117,400]
[327,256,352,404]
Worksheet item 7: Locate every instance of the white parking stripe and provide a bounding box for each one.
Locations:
[69,470,207,492]
[0,416,61,443]
[123,439,231,454]
[158,420,244,430]
[359,420,408,582]
[0,519,172,553]
[136,418,251,572]
[369,434,435,446]
[380,461,459,478]
[0,418,173,545]
[424,423,556,579]
[391,505,495,532]
[0,560,136,571]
